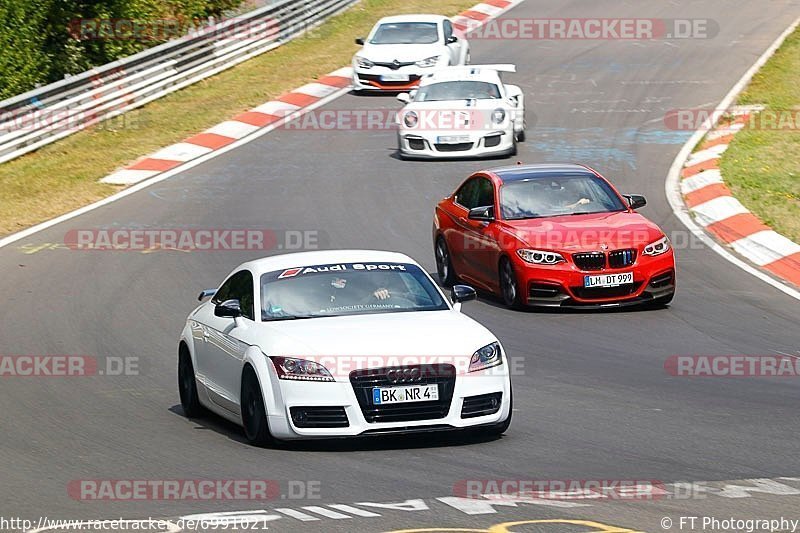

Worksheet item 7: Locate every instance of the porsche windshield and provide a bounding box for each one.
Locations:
[260,263,448,320]
[416,81,501,101]
[370,22,439,44]
[500,174,628,219]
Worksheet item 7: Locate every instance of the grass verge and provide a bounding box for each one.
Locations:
[0,0,476,237]
[719,27,800,243]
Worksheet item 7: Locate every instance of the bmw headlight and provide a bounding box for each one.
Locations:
[416,55,441,68]
[643,236,671,256]
[469,342,503,372]
[491,108,506,124]
[517,249,565,265]
[270,356,334,382]
[355,55,374,69]
[403,110,418,128]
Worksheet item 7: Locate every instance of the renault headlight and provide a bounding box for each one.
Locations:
[416,55,441,68]
[355,55,374,69]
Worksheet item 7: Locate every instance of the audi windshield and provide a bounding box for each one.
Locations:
[261,263,449,320]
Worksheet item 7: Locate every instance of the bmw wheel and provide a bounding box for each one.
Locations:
[499,257,523,309]
[435,237,457,286]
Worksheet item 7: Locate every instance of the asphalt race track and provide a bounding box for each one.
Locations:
[1,1,800,531]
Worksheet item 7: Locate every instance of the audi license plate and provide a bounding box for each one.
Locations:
[584,272,634,288]
[373,384,439,405]
[380,73,409,82]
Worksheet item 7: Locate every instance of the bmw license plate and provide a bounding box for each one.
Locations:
[380,73,410,82]
[584,272,634,288]
[373,384,439,405]
[437,135,470,144]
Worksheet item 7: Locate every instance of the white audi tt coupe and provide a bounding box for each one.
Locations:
[352,14,470,92]
[178,250,512,445]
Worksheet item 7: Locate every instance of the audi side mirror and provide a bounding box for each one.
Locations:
[451,285,477,303]
[214,299,242,318]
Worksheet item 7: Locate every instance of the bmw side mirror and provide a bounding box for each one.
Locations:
[468,205,494,221]
[355,37,365,45]
[214,299,242,318]
[625,194,647,210]
[447,35,458,43]
[451,285,477,303]
[397,92,411,104]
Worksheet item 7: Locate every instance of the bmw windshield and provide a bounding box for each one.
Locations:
[500,174,628,219]
[415,81,501,101]
[261,263,449,321]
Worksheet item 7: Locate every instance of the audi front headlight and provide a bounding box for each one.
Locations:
[643,236,671,256]
[469,342,503,372]
[270,356,334,382]
[517,249,565,265]
[416,55,441,68]
[403,110,418,128]
[355,55,374,69]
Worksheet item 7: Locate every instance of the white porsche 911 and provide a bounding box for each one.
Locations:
[352,14,470,92]
[395,65,526,159]
[178,250,512,445]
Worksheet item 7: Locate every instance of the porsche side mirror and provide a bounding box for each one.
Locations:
[447,35,458,43]
[468,205,494,221]
[355,37,365,45]
[397,92,411,104]
[214,299,242,318]
[625,194,647,210]
[451,285,477,303]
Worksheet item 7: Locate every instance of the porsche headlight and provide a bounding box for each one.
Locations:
[643,236,671,256]
[469,342,503,372]
[416,55,441,68]
[492,108,506,124]
[270,356,334,382]
[355,55,374,69]
[517,249,565,265]
[403,110,418,128]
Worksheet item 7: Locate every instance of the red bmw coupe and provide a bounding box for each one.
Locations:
[432,164,676,309]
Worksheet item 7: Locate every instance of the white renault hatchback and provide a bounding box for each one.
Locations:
[352,15,470,92]
[178,250,512,445]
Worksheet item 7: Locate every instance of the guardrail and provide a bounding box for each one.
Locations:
[0,0,357,164]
